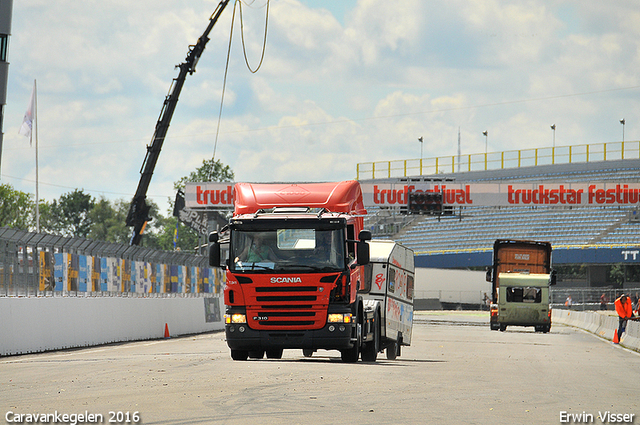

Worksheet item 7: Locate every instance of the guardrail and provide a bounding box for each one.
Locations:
[550,287,640,311]
[356,141,640,180]
[0,227,223,298]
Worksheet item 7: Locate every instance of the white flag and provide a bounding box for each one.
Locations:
[19,81,36,143]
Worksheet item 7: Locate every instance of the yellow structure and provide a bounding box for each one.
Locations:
[356,141,640,180]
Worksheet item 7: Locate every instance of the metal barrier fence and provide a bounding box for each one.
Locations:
[550,287,640,311]
[0,227,224,298]
[356,140,640,180]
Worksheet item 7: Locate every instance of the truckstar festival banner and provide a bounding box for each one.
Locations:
[360,182,640,208]
[185,182,234,209]
[186,181,640,208]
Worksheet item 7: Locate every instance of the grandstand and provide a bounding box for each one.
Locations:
[359,151,640,287]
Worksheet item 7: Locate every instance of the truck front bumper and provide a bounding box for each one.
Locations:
[225,322,356,351]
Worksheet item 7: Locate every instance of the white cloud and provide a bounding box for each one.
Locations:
[2,0,640,208]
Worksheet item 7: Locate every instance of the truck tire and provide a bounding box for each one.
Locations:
[302,349,314,358]
[341,345,359,363]
[248,350,265,359]
[386,341,398,360]
[499,324,507,332]
[231,349,249,361]
[361,311,380,362]
[266,349,283,359]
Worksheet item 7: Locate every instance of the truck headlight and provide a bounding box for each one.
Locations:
[225,313,247,324]
[328,313,353,323]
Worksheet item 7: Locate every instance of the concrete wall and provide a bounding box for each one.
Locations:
[553,309,640,353]
[0,296,224,356]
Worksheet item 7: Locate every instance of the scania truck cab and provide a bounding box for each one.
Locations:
[209,181,383,362]
[486,239,555,332]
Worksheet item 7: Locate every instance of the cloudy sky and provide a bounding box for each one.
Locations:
[2,0,639,209]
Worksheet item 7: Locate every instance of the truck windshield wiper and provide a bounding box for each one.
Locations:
[235,262,274,271]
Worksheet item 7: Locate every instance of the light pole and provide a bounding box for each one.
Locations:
[418,136,423,159]
[620,119,625,142]
[550,124,556,147]
[482,130,488,154]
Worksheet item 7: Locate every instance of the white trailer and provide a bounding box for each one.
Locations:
[360,240,415,360]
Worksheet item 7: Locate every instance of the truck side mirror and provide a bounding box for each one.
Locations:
[485,267,492,282]
[209,231,221,267]
[358,230,372,242]
[549,269,557,286]
[357,241,370,266]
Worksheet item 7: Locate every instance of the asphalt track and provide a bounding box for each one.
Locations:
[2,311,639,425]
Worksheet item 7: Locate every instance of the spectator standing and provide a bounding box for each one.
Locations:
[600,293,608,310]
[565,295,573,309]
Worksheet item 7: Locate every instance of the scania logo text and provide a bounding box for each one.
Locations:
[271,277,302,283]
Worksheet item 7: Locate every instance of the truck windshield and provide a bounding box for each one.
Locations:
[230,228,346,273]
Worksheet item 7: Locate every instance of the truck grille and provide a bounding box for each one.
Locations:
[246,285,327,330]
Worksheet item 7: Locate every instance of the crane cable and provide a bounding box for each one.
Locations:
[212,0,270,161]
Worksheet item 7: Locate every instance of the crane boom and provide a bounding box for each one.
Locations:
[126,0,229,245]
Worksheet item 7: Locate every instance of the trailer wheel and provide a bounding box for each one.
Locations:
[230,349,248,361]
[386,341,398,360]
[499,324,507,332]
[361,311,380,362]
[302,349,314,358]
[266,349,283,359]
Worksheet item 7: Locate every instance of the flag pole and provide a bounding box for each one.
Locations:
[34,79,39,233]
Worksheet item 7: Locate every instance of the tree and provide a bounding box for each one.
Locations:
[0,184,33,230]
[88,198,131,244]
[173,158,234,192]
[48,189,95,238]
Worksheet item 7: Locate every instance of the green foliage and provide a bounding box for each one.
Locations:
[0,184,33,229]
[0,158,234,252]
[46,189,95,238]
[88,198,130,244]
[173,158,234,192]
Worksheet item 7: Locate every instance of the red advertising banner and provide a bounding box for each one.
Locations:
[360,182,640,207]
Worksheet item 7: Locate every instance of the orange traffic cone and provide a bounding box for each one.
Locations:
[613,329,619,344]
[164,323,170,339]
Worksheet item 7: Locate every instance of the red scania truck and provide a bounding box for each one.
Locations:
[209,181,412,362]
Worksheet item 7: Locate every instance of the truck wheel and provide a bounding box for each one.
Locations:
[230,349,248,361]
[499,324,507,332]
[543,325,551,333]
[302,349,314,358]
[266,349,283,359]
[341,345,359,363]
[361,311,380,362]
[248,350,265,359]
